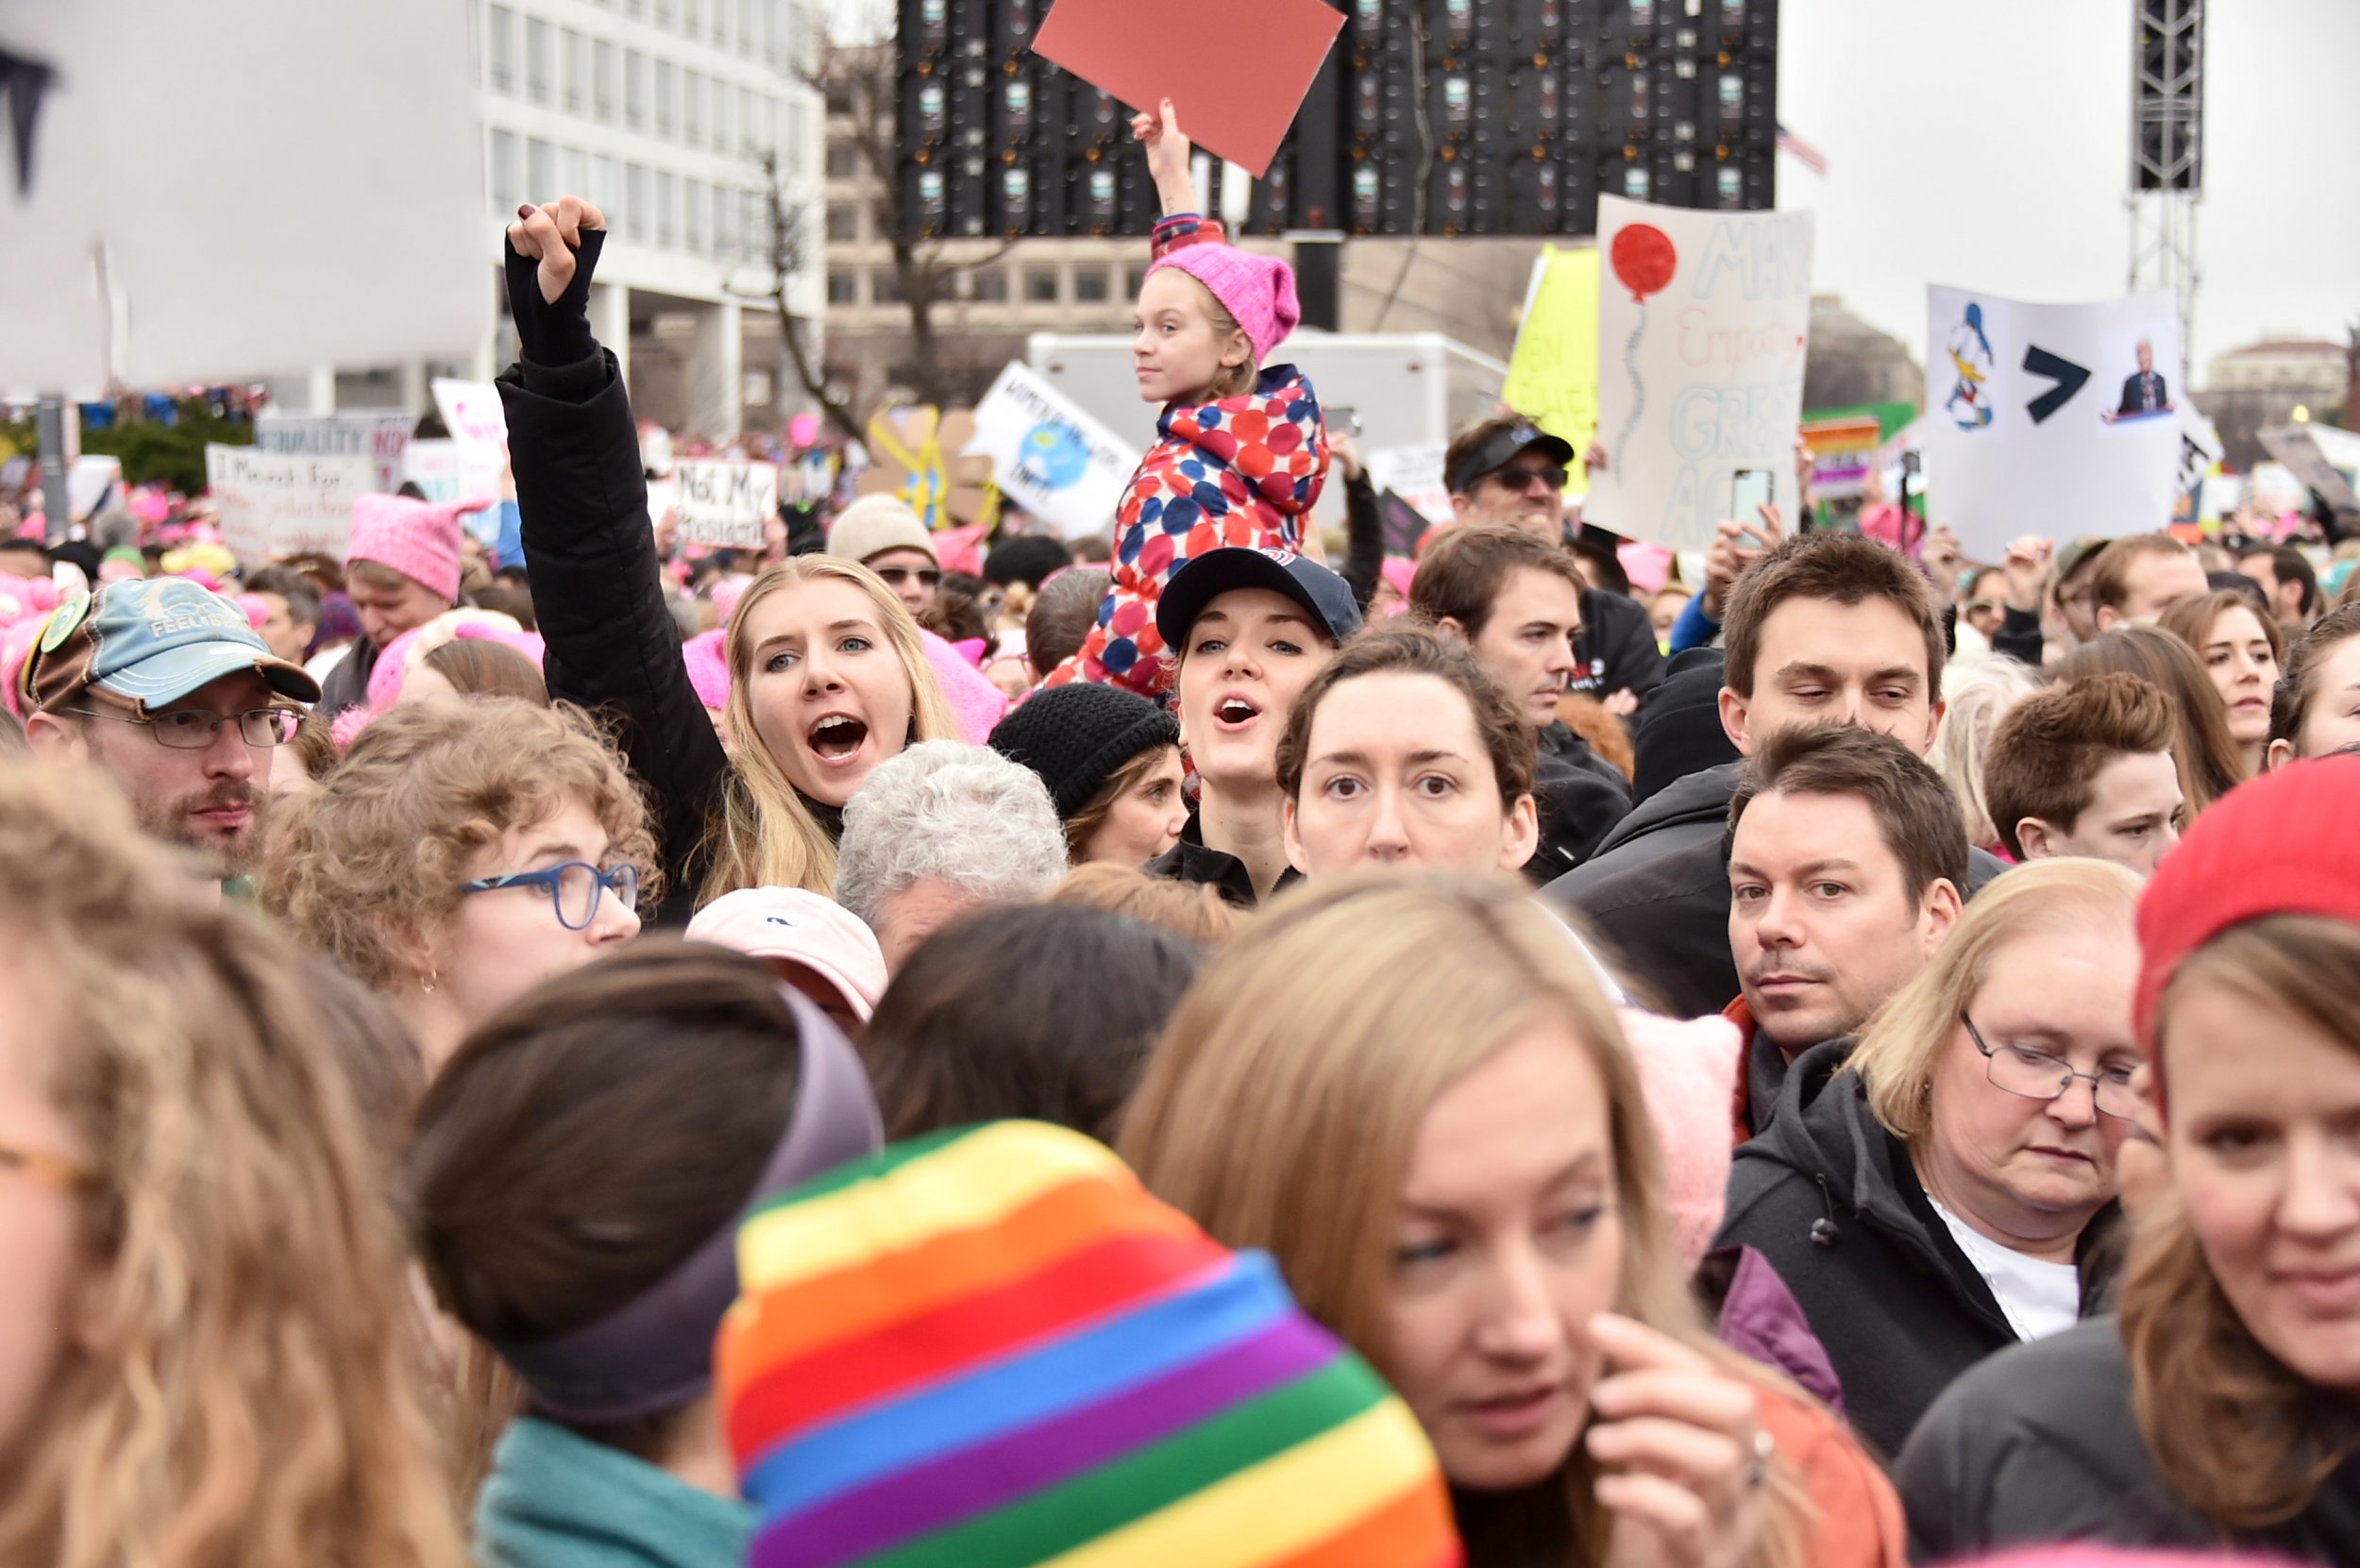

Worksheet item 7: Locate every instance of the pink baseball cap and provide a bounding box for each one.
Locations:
[685,888,888,1022]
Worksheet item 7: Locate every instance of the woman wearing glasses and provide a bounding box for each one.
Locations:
[1901,755,2360,1560]
[266,698,653,1071]
[1712,858,2144,1457]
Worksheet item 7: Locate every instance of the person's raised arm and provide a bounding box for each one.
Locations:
[499,195,730,923]
[1134,99,1227,258]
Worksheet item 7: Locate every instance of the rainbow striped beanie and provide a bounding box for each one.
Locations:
[718,1120,1463,1568]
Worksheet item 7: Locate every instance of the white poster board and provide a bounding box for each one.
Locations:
[206,446,374,566]
[430,379,508,448]
[674,461,780,548]
[1362,444,1454,528]
[0,0,487,391]
[1584,195,1815,551]
[965,362,1142,540]
[253,410,413,493]
[1921,286,2184,558]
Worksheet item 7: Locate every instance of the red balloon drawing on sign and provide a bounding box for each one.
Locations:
[1610,223,1677,302]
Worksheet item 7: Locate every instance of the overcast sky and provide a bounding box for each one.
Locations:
[832,0,2355,379]
[1779,0,2356,379]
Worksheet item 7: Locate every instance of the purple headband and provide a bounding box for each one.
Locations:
[491,986,884,1424]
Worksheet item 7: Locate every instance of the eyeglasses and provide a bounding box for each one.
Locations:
[872,566,942,590]
[462,861,642,931]
[0,1141,95,1194]
[1964,1015,2141,1120]
[1488,465,1569,495]
[66,707,300,750]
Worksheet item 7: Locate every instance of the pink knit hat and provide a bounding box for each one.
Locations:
[683,629,731,711]
[346,493,487,603]
[1148,245,1301,366]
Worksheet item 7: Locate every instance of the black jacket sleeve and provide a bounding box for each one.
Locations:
[1990,604,2043,666]
[1577,589,1669,709]
[1338,470,1384,612]
[497,232,729,927]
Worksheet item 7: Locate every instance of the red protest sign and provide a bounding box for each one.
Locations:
[1031,0,1344,180]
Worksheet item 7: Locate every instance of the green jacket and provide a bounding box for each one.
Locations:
[474,1416,751,1568]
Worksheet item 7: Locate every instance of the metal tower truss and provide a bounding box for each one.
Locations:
[2129,0,2202,347]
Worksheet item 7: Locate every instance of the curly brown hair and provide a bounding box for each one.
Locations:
[264,699,657,991]
[0,764,467,1568]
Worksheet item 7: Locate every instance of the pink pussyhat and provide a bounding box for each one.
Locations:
[346,492,490,603]
[1148,245,1301,366]
[683,629,730,710]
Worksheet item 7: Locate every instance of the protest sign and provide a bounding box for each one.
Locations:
[1584,195,1814,552]
[1920,286,2183,559]
[206,447,373,566]
[966,362,1142,540]
[431,379,508,448]
[674,461,780,548]
[1499,245,1602,495]
[1031,0,1341,178]
[1361,444,1454,531]
[2258,423,2360,514]
[253,410,413,493]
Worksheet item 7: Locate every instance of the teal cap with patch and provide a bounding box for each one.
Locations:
[23,578,320,717]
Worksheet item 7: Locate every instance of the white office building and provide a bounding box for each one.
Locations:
[287,0,825,437]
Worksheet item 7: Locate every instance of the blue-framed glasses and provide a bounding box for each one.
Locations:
[462,861,641,931]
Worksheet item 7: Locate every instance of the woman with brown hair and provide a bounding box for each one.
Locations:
[1276,624,1542,878]
[0,765,467,1568]
[1121,873,1905,1568]
[2056,624,2245,815]
[266,698,654,1069]
[1901,754,2360,1560]
[2157,589,2283,779]
[406,938,882,1568]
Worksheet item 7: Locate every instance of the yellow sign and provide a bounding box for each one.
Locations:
[1499,245,1602,496]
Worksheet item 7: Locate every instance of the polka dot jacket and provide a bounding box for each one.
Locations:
[1043,218,1329,699]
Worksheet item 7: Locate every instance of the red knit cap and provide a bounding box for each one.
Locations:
[2133,753,2360,1079]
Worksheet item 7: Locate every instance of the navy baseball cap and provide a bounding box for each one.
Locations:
[1445,419,1576,496]
[23,578,321,717]
[1155,546,1362,651]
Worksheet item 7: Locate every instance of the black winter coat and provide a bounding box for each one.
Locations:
[315,633,379,717]
[1570,586,1668,710]
[1711,1040,2116,1459]
[1528,721,1634,881]
[499,342,732,930]
[1898,1318,2360,1563]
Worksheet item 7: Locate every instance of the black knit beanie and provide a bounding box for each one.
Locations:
[987,683,1182,818]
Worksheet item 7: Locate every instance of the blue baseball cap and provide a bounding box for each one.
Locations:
[1155,546,1363,651]
[24,578,321,717]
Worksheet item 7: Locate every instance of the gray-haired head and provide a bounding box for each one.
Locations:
[834,740,1070,972]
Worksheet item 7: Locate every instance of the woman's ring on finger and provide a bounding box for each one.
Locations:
[1744,1430,1774,1489]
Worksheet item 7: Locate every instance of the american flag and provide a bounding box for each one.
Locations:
[1776,124,1829,177]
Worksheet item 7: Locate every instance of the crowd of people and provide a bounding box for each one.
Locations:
[4,104,2360,1568]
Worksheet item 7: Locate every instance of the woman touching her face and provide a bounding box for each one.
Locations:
[1122,873,1906,1568]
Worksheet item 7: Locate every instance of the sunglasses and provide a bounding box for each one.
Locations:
[873,566,942,590]
[1488,465,1569,495]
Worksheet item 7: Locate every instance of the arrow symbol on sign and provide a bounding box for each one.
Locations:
[2021,346,2091,425]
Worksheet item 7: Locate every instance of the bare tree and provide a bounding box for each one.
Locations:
[746,149,862,442]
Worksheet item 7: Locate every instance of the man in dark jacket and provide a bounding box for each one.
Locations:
[1441,413,1667,711]
[1407,522,1632,877]
[1722,726,1964,1136]
[1546,531,2003,1019]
